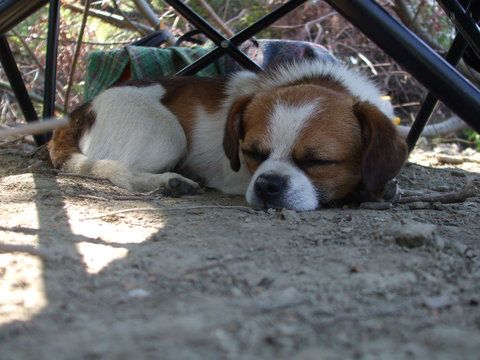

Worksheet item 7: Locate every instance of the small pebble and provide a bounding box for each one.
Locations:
[448,240,471,256]
[432,202,447,211]
[434,143,460,155]
[423,294,454,310]
[384,221,437,248]
[123,288,150,300]
[280,208,300,222]
[433,185,450,192]
[266,208,276,215]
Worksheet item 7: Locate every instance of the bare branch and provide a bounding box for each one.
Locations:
[196,0,234,37]
[111,0,149,36]
[64,3,154,34]
[392,0,443,50]
[0,81,65,113]
[132,0,161,29]
[11,30,65,101]
[65,0,91,112]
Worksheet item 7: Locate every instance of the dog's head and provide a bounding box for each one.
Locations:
[223,84,408,211]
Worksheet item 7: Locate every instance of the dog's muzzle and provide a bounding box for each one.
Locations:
[246,159,319,211]
[253,173,289,208]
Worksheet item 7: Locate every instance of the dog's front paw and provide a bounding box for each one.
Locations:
[162,176,199,197]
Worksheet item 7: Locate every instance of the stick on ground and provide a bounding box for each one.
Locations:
[398,187,477,204]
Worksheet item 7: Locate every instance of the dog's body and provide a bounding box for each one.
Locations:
[48,60,408,211]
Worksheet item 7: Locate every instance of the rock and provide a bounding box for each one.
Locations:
[433,185,450,192]
[434,143,460,155]
[360,202,392,210]
[462,148,477,157]
[429,236,445,249]
[122,288,150,300]
[437,154,464,165]
[432,202,448,211]
[280,208,300,222]
[423,294,455,309]
[384,221,437,248]
[450,170,466,178]
[447,240,471,256]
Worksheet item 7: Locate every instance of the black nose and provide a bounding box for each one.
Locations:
[254,173,288,201]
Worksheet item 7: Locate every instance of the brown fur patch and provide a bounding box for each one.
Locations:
[47,103,95,168]
[223,96,253,172]
[158,77,225,146]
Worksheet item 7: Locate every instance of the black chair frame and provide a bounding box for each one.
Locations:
[0,0,59,145]
[0,0,479,151]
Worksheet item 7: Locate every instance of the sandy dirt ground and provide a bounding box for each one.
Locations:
[0,139,479,360]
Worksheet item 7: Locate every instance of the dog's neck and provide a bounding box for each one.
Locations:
[181,105,251,195]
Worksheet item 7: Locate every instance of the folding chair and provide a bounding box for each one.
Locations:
[0,0,60,145]
[164,0,480,152]
[1,0,479,152]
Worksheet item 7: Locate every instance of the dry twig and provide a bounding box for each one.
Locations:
[64,0,92,112]
[64,3,154,34]
[197,0,234,37]
[0,117,69,139]
[0,81,65,113]
[398,187,476,204]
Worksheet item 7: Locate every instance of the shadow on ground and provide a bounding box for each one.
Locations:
[1,144,480,359]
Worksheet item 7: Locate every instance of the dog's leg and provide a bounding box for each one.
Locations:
[64,153,198,195]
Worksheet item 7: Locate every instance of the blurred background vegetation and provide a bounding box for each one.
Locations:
[0,0,478,149]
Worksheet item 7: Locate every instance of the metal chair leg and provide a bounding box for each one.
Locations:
[0,35,49,145]
[42,0,60,129]
[406,1,479,151]
[406,34,469,151]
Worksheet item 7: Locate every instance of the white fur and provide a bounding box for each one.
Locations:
[182,106,251,195]
[246,160,318,211]
[70,84,196,193]
[81,84,186,172]
[268,101,320,159]
[225,59,394,119]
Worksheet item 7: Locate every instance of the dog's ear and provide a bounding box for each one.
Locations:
[354,101,408,197]
[223,96,252,172]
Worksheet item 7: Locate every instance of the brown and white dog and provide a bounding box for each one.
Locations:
[48,60,408,211]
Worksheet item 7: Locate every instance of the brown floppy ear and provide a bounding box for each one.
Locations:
[354,101,408,196]
[223,96,252,172]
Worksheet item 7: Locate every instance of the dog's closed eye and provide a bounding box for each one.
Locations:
[294,158,339,168]
[294,148,339,168]
[242,148,270,163]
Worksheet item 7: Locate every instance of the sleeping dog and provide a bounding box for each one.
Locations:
[48,60,408,211]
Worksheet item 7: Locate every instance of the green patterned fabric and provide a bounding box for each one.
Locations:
[84,45,223,102]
